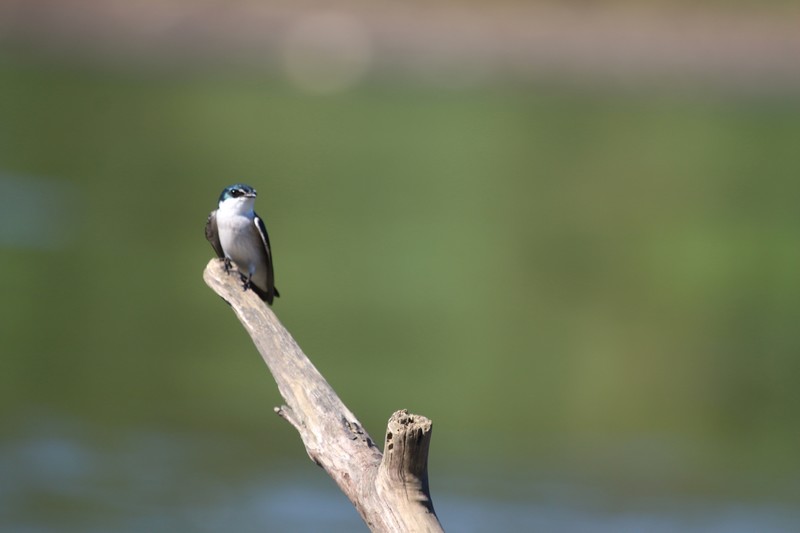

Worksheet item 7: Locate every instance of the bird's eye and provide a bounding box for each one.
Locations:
[231,189,242,197]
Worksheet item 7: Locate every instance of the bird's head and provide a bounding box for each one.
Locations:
[218,183,257,213]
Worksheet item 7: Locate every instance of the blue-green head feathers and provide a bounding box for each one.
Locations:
[219,184,257,204]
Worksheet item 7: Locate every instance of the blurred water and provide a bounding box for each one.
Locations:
[2,417,797,533]
[2,37,800,533]
[0,174,77,250]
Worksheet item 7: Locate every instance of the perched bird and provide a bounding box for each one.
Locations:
[205,184,279,305]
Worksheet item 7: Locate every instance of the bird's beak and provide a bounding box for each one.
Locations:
[245,191,257,198]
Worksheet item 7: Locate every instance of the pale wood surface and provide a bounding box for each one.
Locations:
[203,259,444,532]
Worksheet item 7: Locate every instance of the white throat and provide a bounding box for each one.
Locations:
[218,197,255,217]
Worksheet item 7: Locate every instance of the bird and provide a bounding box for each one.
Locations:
[205,184,279,305]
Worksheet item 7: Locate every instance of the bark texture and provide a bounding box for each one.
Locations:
[203,259,443,532]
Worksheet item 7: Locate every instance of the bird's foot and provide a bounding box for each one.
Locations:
[223,257,233,274]
[241,274,252,292]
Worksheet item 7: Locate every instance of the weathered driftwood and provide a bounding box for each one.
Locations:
[203,259,443,533]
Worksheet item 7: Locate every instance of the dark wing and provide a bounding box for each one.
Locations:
[254,214,279,304]
[205,210,225,258]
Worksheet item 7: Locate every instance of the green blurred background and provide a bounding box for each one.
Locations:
[1,1,799,531]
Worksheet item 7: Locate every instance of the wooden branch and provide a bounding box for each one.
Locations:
[203,259,444,533]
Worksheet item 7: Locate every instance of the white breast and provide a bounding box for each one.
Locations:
[216,211,268,289]
[218,213,253,259]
